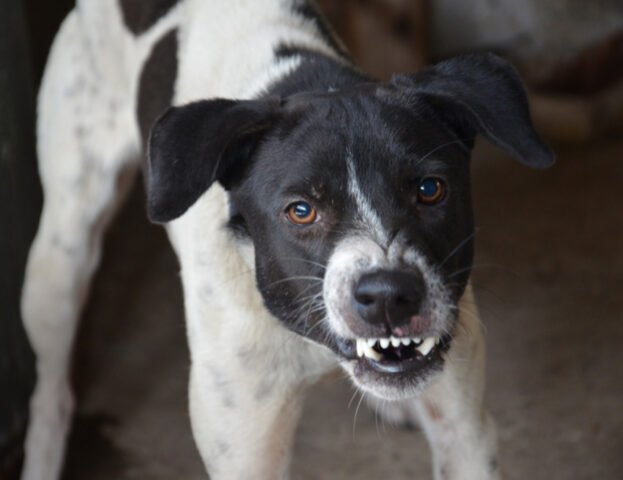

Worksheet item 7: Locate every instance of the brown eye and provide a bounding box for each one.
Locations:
[418,177,446,204]
[287,201,317,224]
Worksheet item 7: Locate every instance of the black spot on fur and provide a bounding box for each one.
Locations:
[205,363,236,409]
[255,377,275,401]
[74,124,90,138]
[222,396,235,409]
[137,28,177,149]
[118,0,180,35]
[216,441,230,455]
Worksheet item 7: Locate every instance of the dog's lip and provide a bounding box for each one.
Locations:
[355,348,444,377]
[335,335,451,375]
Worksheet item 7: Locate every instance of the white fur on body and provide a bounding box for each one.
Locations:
[21,1,498,479]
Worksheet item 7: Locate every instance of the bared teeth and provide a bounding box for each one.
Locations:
[355,336,441,361]
[416,337,436,356]
[356,339,364,357]
[362,341,382,361]
[356,339,382,361]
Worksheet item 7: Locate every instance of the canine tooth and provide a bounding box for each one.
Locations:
[401,338,411,346]
[356,339,365,357]
[416,337,436,356]
[390,336,401,347]
[435,337,440,345]
[362,342,382,361]
[379,338,390,349]
[367,338,376,347]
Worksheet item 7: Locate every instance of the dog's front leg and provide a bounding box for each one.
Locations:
[371,285,500,479]
[415,285,500,480]
[188,360,305,480]
[183,300,334,479]
[170,188,335,479]
[414,342,500,480]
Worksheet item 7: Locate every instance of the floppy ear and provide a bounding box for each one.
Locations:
[146,98,280,223]
[390,53,554,168]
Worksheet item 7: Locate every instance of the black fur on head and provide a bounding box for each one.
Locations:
[146,53,553,225]
[146,51,554,391]
[386,53,554,169]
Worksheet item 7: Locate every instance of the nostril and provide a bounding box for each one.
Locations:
[354,282,385,325]
[355,293,376,306]
[394,294,418,307]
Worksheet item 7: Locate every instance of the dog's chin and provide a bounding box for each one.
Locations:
[334,335,451,400]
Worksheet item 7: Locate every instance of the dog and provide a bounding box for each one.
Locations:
[20,1,553,479]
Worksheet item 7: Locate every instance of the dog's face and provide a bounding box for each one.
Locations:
[227,94,475,397]
[147,54,553,399]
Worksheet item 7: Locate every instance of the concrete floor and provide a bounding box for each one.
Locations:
[61,138,623,479]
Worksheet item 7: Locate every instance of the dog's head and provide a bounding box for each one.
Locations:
[146,54,553,399]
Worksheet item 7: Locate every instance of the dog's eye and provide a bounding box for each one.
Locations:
[418,177,446,204]
[286,201,317,224]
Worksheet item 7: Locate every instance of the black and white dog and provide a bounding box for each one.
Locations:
[20,1,553,479]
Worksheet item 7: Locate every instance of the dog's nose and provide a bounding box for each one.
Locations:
[354,270,425,329]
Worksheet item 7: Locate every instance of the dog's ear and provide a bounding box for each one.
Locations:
[146,98,280,223]
[389,53,554,168]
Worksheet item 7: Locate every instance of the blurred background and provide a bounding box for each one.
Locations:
[1,0,622,478]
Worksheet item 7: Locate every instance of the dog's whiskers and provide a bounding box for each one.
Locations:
[266,275,323,289]
[414,138,472,168]
[347,388,359,410]
[352,390,367,436]
[440,228,479,267]
[283,287,329,340]
[450,304,488,335]
[291,282,324,303]
[280,257,328,271]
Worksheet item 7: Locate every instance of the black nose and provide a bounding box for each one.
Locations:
[354,270,425,328]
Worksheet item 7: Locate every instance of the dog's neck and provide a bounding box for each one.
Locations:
[174,0,358,103]
[264,47,370,99]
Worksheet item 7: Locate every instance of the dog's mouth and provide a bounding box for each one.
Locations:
[335,334,451,375]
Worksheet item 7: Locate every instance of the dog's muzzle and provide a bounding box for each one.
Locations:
[322,236,455,395]
[332,268,451,382]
